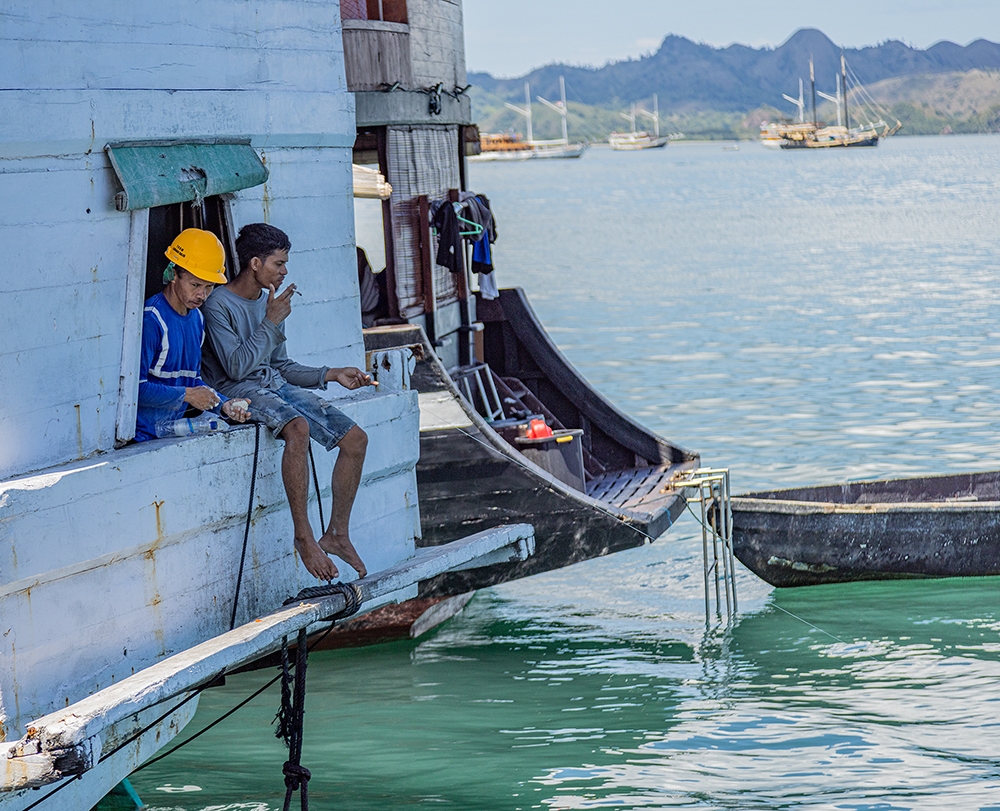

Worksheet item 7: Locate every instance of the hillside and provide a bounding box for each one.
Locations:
[468,29,1000,140]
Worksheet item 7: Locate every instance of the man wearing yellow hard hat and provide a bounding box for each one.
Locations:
[135,229,250,441]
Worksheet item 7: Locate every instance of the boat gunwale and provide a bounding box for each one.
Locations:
[731,496,1000,515]
[414,326,682,525]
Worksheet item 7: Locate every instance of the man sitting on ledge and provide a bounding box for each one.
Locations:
[202,223,374,581]
[136,228,249,442]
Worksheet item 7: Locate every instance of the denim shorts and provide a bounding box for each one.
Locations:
[245,383,356,450]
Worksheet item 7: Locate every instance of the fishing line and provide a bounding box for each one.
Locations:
[770,604,849,645]
[678,495,850,643]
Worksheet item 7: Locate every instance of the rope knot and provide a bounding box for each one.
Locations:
[283,581,364,619]
[283,760,312,790]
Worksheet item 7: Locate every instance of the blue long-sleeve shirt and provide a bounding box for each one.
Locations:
[135,293,224,441]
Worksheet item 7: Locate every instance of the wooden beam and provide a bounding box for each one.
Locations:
[417,194,435,316]
[376,127,401,320]
[3,524,534,791]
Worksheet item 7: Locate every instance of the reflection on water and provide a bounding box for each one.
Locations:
[132,136,1000,810]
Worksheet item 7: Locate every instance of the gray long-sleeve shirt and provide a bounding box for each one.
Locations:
[201,286,329,397]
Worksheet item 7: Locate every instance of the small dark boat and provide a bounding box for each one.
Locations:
[366,288,699,598]
[731,470,1000,587]
[353,125,696,609]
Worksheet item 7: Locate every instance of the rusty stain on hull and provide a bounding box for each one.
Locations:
[260,152,271,222]
[152,499,165,542]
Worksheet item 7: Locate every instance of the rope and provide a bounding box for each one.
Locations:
[283,581,363,617]
[135,623,337,774]
[231,423,262,630]
[135,673,278,772]
[276,628,311,811]
[308,443,325,531]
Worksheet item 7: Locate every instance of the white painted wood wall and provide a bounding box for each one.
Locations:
[0,0,366,477]
[0,0,425,790]
[408,0,468,89]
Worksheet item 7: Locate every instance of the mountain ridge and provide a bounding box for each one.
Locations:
[469,29,1000,113]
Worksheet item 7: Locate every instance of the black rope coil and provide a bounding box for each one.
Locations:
[283,581,364,618]
[275,628,310,811]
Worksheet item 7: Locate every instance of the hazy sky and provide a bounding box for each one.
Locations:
[462,0,1000,77]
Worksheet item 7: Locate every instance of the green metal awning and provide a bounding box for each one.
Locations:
[105,140,269,211]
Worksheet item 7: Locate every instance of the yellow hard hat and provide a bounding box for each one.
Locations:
[164,229,227,284]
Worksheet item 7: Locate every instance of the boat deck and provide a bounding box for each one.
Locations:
[586,464,680,515]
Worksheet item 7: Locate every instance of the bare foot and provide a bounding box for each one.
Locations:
[318,530,367,579]
[294,536,339,581]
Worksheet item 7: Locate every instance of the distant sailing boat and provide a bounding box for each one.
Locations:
[473,78,588,161]
[763,53,902,149]
[609,95,681,150]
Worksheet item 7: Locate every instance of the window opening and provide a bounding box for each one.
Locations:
[144,196,237,302]
[117,195,237,446]
[340,0,407,23]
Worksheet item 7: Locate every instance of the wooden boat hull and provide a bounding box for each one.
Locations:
[609,135,669,150]
[731,471,1000,587]
[469,143,588,161]
[368,289,699,598]
[780,134,879,149]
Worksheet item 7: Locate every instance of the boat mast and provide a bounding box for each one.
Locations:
[559,76,568,143]
[841,52,851,131]
[782,78,805,123]
[525,82,533,142]
[817,75,842,127]
[810,57,817,126]
[618,103,637,135]
[503,81,533,143]
[639,94,660,137]
[537,76,569,145]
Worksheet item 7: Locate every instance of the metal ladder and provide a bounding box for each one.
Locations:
[452,362,505,422]
[672,468,737,623]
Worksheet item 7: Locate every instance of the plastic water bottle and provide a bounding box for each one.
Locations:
[154,413,228,438]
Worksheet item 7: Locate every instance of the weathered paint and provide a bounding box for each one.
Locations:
[2,699,199,811]
[350,0,471,128]
[0,0,429,806]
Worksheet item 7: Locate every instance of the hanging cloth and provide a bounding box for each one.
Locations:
[430,199,463,273]
[471,235,493,276]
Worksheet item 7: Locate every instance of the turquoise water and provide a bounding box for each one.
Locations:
[130,136,1000,810]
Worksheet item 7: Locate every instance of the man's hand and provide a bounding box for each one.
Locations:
[327,367,375,390]
[184,386,221,411]
[265,283,296,325]
[222,398,251,422]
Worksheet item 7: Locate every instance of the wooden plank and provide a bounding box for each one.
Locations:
[115,209,147,445]
[587,465,677,507]
[418,194,435,316]
[410,592,475,638]
[343,27,413,91]
[5,524,534,789]
[587,470,629,501]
